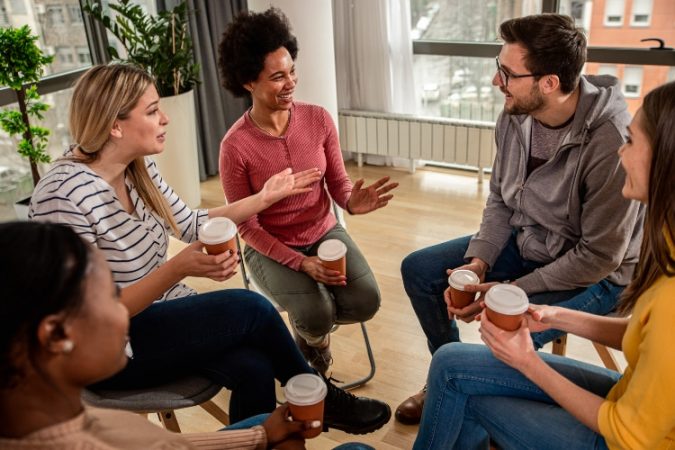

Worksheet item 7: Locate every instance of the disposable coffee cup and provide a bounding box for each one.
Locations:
[283,373,328,438]
[448,269,480,308]
[484,284,529,331]
[199,217,237,255]
[317,239,347,276]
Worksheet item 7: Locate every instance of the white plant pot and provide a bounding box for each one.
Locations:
[153,90,202,208]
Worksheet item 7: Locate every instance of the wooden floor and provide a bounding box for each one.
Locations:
[165,162,625,449]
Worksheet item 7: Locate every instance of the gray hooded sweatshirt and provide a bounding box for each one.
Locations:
[465,75,644,294]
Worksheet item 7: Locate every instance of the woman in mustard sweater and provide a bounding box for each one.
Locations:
[414,81,675,449]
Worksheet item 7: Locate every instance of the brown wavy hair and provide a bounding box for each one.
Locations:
[618,81,675,314]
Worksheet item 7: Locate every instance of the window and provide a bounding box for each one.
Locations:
[0,4,9,27]
[0,88,74,220]
[410,0,538,43]
[46,5,65,26]
[630,0,652,26]
[69,5,83,24]
[604,0,624,26]
[9,0,26,15]
[414,55,502,121]
[622,66,643,97]
[77,47,91,64]
[55,47,74,65]
[597,65,618,77]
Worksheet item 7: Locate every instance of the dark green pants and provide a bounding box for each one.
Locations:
[244,224,381,345]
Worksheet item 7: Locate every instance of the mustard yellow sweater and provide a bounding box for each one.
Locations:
[598,242,675,449]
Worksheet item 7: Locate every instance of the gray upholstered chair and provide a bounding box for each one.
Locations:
[83,375,229,432]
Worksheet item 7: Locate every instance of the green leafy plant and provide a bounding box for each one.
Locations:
[0,25,53,186]
[82,0,200,97]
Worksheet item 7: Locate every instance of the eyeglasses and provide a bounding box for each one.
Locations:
[495,56,543,87]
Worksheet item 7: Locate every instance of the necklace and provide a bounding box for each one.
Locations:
[248,109,291,137]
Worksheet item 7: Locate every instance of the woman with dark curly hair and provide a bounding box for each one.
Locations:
[218,8,397,379]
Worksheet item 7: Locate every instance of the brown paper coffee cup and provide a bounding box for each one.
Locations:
[484,284,529,331]
[284,374,328,438]
[317,239,347,276]
[448,269,480,308]
[199,217,237,255]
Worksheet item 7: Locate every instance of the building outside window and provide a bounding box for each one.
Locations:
[55,46,74,64]
[604,0,625,26]
[77,46,91,64]
[9,0,27,15]
[68,4,82,23]
[0,4,10,27]
[597,64,619,77]
[46,5,65,26]
[630,0,653,26]
[622,66,643,97]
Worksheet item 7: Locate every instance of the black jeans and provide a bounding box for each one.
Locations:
[92,289,313,422]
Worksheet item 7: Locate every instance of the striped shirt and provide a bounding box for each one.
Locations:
[220,102,353,270]
[29,157,209,302]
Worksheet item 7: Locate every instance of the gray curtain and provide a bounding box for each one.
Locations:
[160,0,250,179]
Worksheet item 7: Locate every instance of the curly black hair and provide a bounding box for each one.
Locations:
[218,8,298,97]
[0,221,90,389]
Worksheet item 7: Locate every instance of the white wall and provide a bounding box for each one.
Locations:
[247,0,339,125]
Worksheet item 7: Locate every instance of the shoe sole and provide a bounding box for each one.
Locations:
[325,404,392,435]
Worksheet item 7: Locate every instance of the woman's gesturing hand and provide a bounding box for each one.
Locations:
[346,176,398,214]
[260,167,322,206]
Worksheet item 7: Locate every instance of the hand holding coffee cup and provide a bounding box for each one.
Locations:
[283,374,328,439]
[317,239,347,277]
[447,269,480,308]
[484,284,529,331]
[199,217,237,255]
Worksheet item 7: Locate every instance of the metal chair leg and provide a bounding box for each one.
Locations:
[338,322,376,390]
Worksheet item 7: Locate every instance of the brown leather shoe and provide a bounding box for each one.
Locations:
[395,385,427,425]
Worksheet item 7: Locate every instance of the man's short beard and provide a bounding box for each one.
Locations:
[505,82,544,115]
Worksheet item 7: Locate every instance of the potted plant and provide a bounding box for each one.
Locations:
[0,25,54,218]
[83,0,203,207]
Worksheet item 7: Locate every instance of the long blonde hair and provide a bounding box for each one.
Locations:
[69,64,179,234]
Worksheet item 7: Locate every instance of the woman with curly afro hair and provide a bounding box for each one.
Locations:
[218,8,397,378]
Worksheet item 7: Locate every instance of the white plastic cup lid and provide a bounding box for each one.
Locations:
[448,269,480,291]
[485,284,529,315]
[283,374,327,406]
[199,217,237,245]
[317,239,347,261]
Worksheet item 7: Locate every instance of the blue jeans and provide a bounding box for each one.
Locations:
[91,289,313,423]
[226,415,376,449]
[401,234,623,352]
[414,343,620,449]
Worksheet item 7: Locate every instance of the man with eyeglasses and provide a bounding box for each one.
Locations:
[395,13,644,426]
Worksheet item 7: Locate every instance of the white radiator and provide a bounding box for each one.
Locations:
[338,110,496,182]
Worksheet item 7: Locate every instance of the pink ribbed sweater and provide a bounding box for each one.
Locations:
[220,103,352,270]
